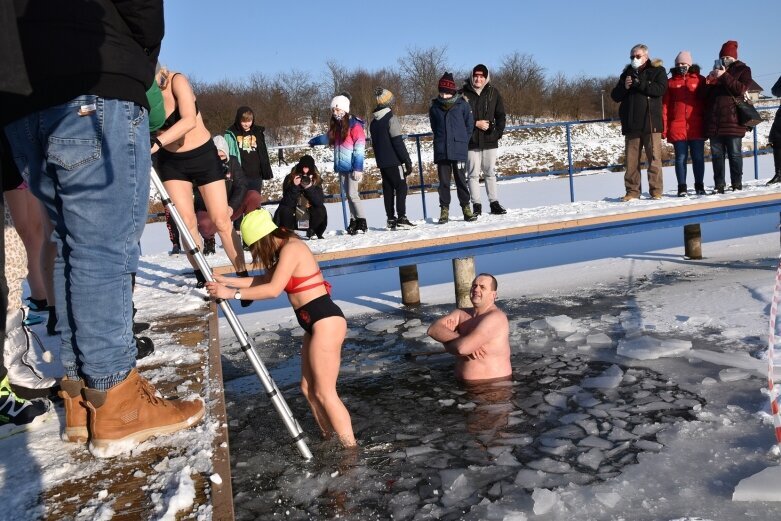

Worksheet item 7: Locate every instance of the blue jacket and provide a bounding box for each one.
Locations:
[308,116,365,173]
[428,95,474,163]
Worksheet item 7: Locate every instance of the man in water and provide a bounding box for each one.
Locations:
[427,273,511,381]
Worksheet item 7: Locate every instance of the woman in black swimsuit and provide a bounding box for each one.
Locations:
[152,66,247,286]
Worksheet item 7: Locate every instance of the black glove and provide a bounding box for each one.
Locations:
[403,162,412,177]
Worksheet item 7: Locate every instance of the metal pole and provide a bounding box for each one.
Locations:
[150,169,313,461]
[415,135,428,220]
[754,126,759,180]
[566,124,575,202]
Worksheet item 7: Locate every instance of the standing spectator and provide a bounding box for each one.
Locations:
[704,40,753,193]
[429,72,476,223]
[463,64,507,216]
[1,0,204,456]
[224,106,274,198]
[308,95,367,235]
[767,75,781,185]
[196,136,262,255]
[277,142,288,166]
[274,155,328,239]
[370,87,415,230]
[611,44,668,201]
[662,51,707,196]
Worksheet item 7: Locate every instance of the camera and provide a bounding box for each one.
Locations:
[299,174,311,185]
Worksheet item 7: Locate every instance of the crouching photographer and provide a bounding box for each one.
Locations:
[273,155,328,239]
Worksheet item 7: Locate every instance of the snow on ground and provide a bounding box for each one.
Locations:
[3,143,781,520]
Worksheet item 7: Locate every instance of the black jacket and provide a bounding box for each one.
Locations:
[370,107,411,169]
[462,82,506,150]
[278,174,325,209]
[194,156,247,213]
[226,106,273,181]
[0,0,163,125]
[611,60,668,135]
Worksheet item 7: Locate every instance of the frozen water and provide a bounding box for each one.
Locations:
[595,491,621,508]
[531,487,559,515]
[586,333,613,347]
[581,364,623,389]
[732,466,781,501]
[617,335,692,360]
[365,317,406,332]
[718,368,751,382]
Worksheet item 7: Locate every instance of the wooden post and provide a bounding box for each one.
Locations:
[684,223,702,259]
[399,265,420,306]
[453,257,475,308]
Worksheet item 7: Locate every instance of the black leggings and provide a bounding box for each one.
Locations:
[294,294,344,334]
[380,165,408,219]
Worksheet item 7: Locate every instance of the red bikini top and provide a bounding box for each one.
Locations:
[284,270,331,295]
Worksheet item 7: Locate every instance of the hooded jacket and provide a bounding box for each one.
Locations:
[610,59,668,135]
[662,67,706,142]
[224,106,274,181]
[703,60,752,138]
[308,117,366,173]
[462,77,506,150]
[370,107,412,169]
[428,95,474,163]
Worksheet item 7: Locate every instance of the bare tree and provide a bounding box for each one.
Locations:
[493,52,546,119]
[397,45,449,111]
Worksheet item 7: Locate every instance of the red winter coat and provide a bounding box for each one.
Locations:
[662,70,705,142]
[703,60,752,138]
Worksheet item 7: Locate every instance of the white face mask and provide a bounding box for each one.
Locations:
[631,57,643,69]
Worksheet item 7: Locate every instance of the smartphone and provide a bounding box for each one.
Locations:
[713,59,723,70]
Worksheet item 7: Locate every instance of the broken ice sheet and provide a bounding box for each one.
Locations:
[617,335,692,360]
[581,364,624,389]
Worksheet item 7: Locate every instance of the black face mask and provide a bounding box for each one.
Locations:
[677,66,689,75]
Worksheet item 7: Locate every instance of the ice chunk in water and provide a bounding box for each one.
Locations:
[530,319,549,330]
[545,315,577,337]
[581,364,623,389]
[595,491,621,508]
[531,488,558,515]
[544,392,568,408]
[719,368,750,382]
[365,318,405,332]
[617,336,692,360]
[406,445,438,458]
[732,466,781,501]
[586,333,613,347]
[578,436,613,450]
[564,332,586,344]
[527,457,571,474]
[577,448,605,470]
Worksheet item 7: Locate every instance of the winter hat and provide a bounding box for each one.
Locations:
[374,87,394,108]
[296,154,316,172]
[472,64,489,77]
[438,72,457,94]
[719,40,738,59]
[675,51,692,66]
[240,209,277,246]
[330,95,350,113]
[212,135,229,158]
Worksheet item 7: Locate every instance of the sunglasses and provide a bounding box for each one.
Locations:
[630,54,645,59]
[473,73,485,78]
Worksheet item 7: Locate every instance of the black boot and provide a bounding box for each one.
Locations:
[356,218,368,233]
[346,218,358,235]
[677,184,688,197]
[694,183,706,195]
[236,271,252,308]
[203,237,216,255]
[767,171,781,185]
[135,336,154,359]
[193,269,207,289]
[489,201,507,215]
[472,203,482,216]
[386,218,397,230]
[46,306,57,336]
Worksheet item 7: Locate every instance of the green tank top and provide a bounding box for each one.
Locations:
[146,81,165,132]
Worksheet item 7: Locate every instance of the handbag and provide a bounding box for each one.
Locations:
[734,95,762,128]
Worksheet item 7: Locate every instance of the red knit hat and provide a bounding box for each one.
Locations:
[719,40,738,59]
[438,72,457,94]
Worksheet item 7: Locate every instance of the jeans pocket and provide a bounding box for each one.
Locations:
[47,98,103,171]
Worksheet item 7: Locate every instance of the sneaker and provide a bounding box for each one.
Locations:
[0,375,51,439]
[462,205,477,222]
[387,218,397,230]
[346,218,358,235]
[438,207,449,224]
[715,185,725,194]
[767,173,781,185]
[396,216,416,227]
[650,194,662,200]
[731,184,743,191]
[169,244,181,255]
[621,194,639,202]
[23,314,45,326]
[472,203,482,216]
[83,369,205,458]
[489,201,507,215]
[58,378,88,443]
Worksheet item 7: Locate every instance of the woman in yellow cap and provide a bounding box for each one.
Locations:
[205,209,355,447]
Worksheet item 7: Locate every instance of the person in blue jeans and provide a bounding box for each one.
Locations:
[1,0,203,458]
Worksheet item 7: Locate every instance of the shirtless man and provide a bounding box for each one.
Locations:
[427,273,511,381]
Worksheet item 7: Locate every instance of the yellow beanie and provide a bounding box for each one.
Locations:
[240,209,277,246]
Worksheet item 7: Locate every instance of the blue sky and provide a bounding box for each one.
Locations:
[162,0,780,92]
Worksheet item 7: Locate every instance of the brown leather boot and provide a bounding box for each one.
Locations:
[58,378,88,443]
[83,369,205,458]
